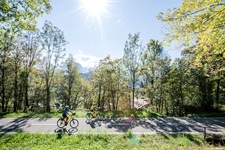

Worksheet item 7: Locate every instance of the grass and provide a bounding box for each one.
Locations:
[0,112,61,118]
[0,109,87,118]
[0,132,220,150]
[1,107,225,118]
[0,109,163,118]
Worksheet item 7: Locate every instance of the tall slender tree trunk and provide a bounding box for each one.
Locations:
[1,65,5,112]
[1,52,6,112]
[23,77,29,113]
[132,72,135,108]
[18,83,23,110]
[216,79,220,110]
[101,89,106,110]
[179,80,184,116]
[46,83,51,112]
[74,91,80,108]
[97,84,102,107]
[116,92,119,111]
[14,62,18,112]
[68,86,72,106]
[111,91,116,110]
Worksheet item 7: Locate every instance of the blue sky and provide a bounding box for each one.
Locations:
[37,0,183,68]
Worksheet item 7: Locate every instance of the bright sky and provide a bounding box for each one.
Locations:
[37,0,183,68]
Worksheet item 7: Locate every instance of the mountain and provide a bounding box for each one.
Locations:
[76,63,95,80]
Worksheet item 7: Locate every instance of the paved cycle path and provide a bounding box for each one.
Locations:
[0,117,225,134]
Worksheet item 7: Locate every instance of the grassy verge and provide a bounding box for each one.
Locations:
[1,108,225,118]
[0,109,163,118]
[0,132,220,150]
[0,110,87,118]
[0,112,60,118]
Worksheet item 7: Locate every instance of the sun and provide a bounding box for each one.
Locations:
[80,0,109,18]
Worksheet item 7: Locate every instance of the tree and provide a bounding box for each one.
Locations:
[0,0,51,33]
[0,32,13,112]
[123,33,143,108]
[141,40,166,112]
[158,0,225,78]
[0,0,51,112]
[59,54,81,108]
[167,58,187,115]
[20,31,41,112]
[40,21,67,112]
[90,57,109,110]
[90,56,128,110]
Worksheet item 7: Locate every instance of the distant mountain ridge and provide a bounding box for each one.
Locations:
[76,63,94,80]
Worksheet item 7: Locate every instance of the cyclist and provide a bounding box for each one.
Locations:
[62,105,71,125]
[90,103,97,118]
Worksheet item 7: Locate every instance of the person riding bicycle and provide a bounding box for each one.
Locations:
[62,105,71,125]
[90,103,97,118]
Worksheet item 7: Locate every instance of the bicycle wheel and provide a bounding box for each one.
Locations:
[57,118,65,128]
[70,118,79,128]
[97,112,105,120]
[86,112,92,121]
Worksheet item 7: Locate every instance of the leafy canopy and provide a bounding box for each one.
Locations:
[0,0,52,34]
[158,0,225,76]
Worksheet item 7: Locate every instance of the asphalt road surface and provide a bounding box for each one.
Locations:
[1,117,225,134]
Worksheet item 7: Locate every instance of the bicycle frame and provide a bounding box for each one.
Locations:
[86,109,104,121]
[57,112,79,128]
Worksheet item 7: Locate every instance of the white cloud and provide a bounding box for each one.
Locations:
[73,50,101,68]
[78,49,83,54]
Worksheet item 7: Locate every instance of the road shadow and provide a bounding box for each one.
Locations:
[130,117,204,133]
[105,118,133,132]
[86,119,102,129]
[54,127,78,136]
[37,117,52,121]
[95,117,225,135]
[0,117,31,133]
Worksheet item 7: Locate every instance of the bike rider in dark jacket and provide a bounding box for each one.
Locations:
[62,105,70,125]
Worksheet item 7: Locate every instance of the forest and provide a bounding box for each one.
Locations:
[0,0,224,117]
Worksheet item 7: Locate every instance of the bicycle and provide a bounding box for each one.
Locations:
[86,108,105,122]
[57,111,79,128]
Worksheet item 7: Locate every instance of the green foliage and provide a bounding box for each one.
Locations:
[2,107,225,118]
[0,0,51,32]
[158,0,225,77]
[56,54,87,109]
[40,21,67,112]
[141,39,171,114]
[0,133,215,149]
[90,56,128,110]
[123,33,143,108]
[0,112,61,118]
[1,0,225,119]
[0,0,52,113]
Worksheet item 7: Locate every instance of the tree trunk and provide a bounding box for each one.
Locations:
[18,83,23,110]
[46,85,51,112]
[97,84,102,107]
[68,84,72,106]
[179,79,184,116]
[1,56,6,112]
[116,92,119,111]
[216,79,220,110]
[14,62,18,112]
[24,77,29,113]
[111,91,116,110]
[132,85,135,108]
